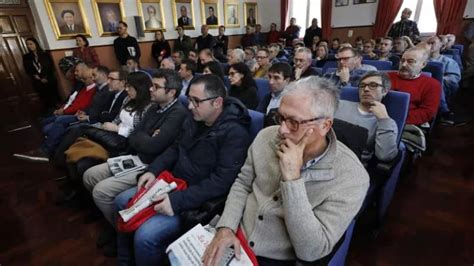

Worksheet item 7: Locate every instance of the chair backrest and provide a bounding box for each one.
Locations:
[452,44,464,55]
[248,110,264,141]
[442,49,463,70]
[322,60,338,73]
[254,78,270,104]
[423,61,444,85]
[311,67,322,76]
[340,87,410,143]
[362,60,393,70]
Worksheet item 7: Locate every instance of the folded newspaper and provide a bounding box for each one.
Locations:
[118,179,177,222]
[107,155,146,178]
[166,224,253,266]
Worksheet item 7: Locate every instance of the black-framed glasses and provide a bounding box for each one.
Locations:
[151,83,166,91]
[187,96,218,108]
[336,56,354,62]
[273,112,325,131]
[358,82,383,90]
[107,76,121,81]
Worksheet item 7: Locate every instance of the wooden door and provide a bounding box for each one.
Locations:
[0,3,41,131]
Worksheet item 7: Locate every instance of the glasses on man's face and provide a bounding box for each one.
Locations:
[273,112,324,131]
[151,83,166,91]
[336,56,354,62]
[187,95,218,108]
[256,55,268,60]
[108,76,121,81]
[358,82,383,91]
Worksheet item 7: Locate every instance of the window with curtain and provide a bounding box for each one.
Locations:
[393,0,437,35]
[289,0,322,38]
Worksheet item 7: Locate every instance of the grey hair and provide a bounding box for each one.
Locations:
[294,47,313,61]
[282,76,340,119]
[232,48,245,62]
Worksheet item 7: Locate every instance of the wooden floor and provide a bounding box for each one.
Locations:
[0,92,473,265]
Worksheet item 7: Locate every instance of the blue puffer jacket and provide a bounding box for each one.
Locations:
[147,97,251,213]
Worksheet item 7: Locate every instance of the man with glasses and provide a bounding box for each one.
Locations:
[252,48,272,78]
[335,71,398,164]
[113,21,141,70]
[293,47,319,80]
[204,76,369,265]
[325,47,367,87]
[114,74,251,264]
[387,47,441,126]
[82,69,188,256]
[178,59,197,96]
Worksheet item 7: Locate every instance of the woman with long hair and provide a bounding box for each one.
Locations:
[73,34,100,67]
[23,37,60,115]
[228,62,258,109]
[151,30,171,66]
[101,71,153,137]
[202,61,225,83]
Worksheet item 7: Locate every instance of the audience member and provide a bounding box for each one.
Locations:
[377,37,400,69]
[196,25,216,52]
[293,47,319,80]
[304,18,322,48]
[178,59,197,96]
[252,48,272,79]
[314,45,329,67]
[73,34,100,68]
[363,39,378,59]
[171,50,185,71]
[151,30,171,65]
[427,36,461,124]
[114,74,251,265]
[244,47,257,71]
[23,37,60,115]
[173,26,193,56]
[228,62,258,109]
[160,58,175,70]
[125,57,140,73]
[188,49,199,64]
[388,8,420,43]
[203,76,369,265]
[335,71,398,164]
[203,61,225,83]
[268,43,282,64]
[392,36,412,57]
[83,69,187,256]
[254,24,265,46]
[387,47,441,126]
[214,25,228,61]
[325,47,367,87]
[282,17,300,47]
[267,22,281,45]
[330,38,341,53]
[241,26,256,47]
[354,36,364,52]
[113,21,140,69]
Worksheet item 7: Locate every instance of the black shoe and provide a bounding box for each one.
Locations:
[440,112,455,125]
[102,241,117,257]
[13,149,49,162]
[97,224,116,248]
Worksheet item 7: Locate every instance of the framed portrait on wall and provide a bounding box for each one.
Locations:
[91,0,125,36]
[353,0,376,4]
[224,0,239,28]
[243,2,257,26]
[200,0,220,28]
[335,0,349,7]
[44,0,91,40]
[172,0,195,30]
[137,0,165,31]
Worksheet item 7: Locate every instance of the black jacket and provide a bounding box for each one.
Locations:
[303,26,322,47]
[151,40,171,63]
[147,97,251,213]
[98,90,128,123]
[229,84,258,110]
[128,100,188,164]
[174,35,193,56]
[85,84,114,123]
[113,35,141,65]
[195,34,216,52]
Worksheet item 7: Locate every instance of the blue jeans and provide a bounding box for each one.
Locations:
[115,187,182,266]
[41,115,79,155]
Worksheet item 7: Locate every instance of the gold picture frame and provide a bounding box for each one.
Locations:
[172,0,195,30]
[224,0,239,28]
[137,0,166,32]
[44,0,91,40]
[243,2,257,27]
[200,0,220,28]
[91,0,125,36]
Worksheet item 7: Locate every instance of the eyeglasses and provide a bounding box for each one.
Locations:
[336,56,354,62]
[273,112,324,131]
[400,58,417,65]
[108,77,121,81]
[358,82,383,90]
[187,96,218,108]
[256,56,268,59]
[151,83,166,91]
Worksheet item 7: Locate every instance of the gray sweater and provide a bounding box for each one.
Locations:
[216,126,369,261]
[335,100,398,163]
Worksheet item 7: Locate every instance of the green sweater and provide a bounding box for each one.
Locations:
[217,126,369,261]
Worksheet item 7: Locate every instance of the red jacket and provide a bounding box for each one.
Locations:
[267,30,281,44]
[63,83,97,115]
[388,72,441,125]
